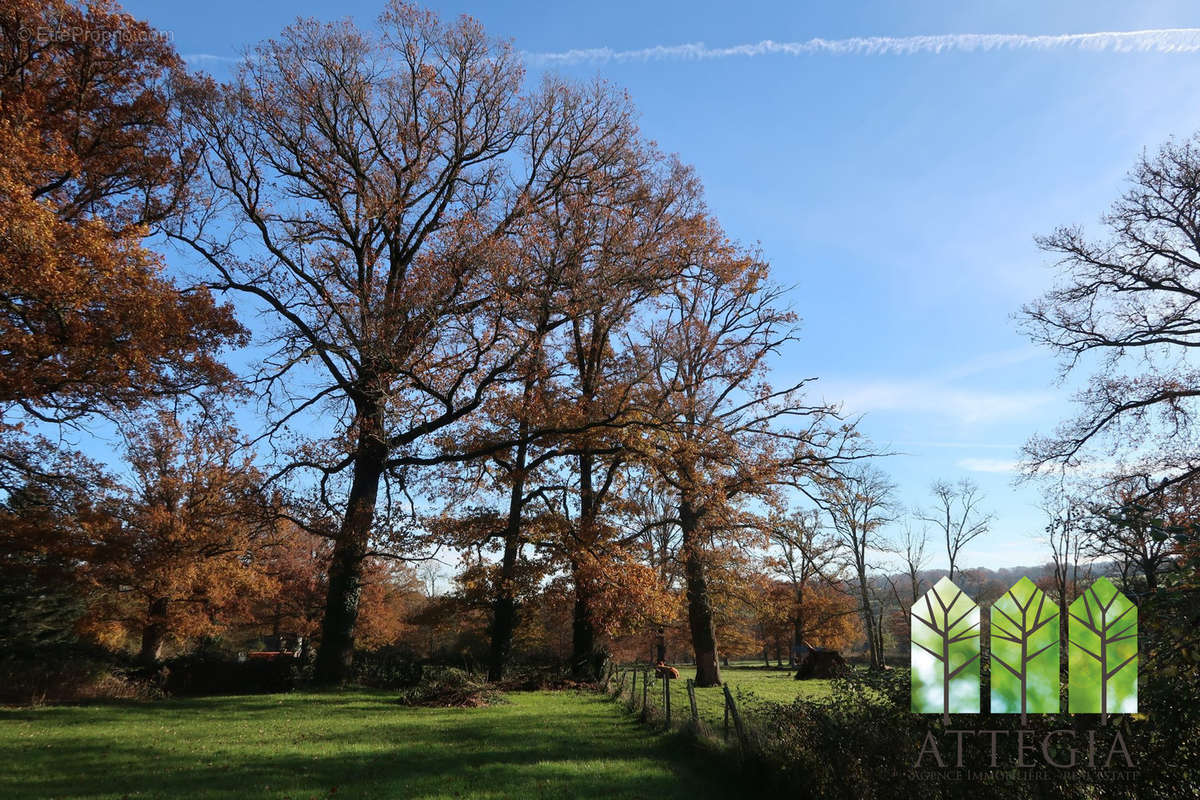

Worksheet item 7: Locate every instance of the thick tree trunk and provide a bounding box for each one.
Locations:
[139,597,169,666]
[487,438,528,682]
[314,405,386,685]
[681,497,721,687]
[570,450,607,679]
[571,583,605,679]
[1142,560,1158,593]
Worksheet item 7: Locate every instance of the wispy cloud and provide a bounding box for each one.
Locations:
[825,379,1053,424]
[895,440,1020,450]
[957,457,1022,473]
[956,456,1119,476]
[525,28,1200,67]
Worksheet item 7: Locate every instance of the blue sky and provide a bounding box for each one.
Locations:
[119,0,1200,570]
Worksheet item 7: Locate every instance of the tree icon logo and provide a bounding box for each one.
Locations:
[1067,576,1138,722]
[910,577,981,722]
[910,576,1137,720]
[990,576,1059,723]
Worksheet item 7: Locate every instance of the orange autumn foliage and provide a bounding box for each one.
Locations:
[0,0,242,422]
[78,412,274,662]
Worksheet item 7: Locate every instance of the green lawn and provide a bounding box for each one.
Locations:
[629,664,834,731]
[0,690,739,800]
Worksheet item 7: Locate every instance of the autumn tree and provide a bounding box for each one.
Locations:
[552,157,701,678]
[249,520,330,651]
[0,0,242,429]
[1021,134,1200,498]
[822,465,894,670]
[625,470,683,663]
[1084,479,1178,595]
[170,3,648,682]
[639,239,857,686]
[439,137,698,681]
[767,509,843,657]
[918,478,993,580]
[81,412,272,664]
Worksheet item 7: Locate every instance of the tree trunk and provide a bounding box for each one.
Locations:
[487,437,528,682]
[858,568,880,670]
[570,450,607,679]
[1142,559,1158,593]
[139,597,169,666]
[570,582,605,679]
[314,404,385,685]
[680,497,721,687]
[655,627,666,663]
[792,582,806,661]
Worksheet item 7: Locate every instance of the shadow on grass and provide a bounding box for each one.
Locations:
[1,691,739,800]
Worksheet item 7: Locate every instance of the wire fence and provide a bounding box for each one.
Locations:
[601,663,760,754]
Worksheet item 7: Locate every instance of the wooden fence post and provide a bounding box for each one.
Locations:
[631,668,637,704]
[664,673,671,727]
[642,669,649,712]
[723,684,747,750]
[686,678,698,724]
[723,683,730,740]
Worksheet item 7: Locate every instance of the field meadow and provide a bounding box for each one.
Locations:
[0,667,833,800]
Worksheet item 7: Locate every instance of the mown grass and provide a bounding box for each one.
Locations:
[628,663,834,731]
[0,690,741,800]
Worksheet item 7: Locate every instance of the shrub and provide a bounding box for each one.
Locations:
[394,666,499,707]
[160,653,302,696]
[351,645,423,689]
[0,642,157,705]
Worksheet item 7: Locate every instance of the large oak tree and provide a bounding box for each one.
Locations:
[171,2,644,682]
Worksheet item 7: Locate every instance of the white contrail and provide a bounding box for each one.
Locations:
[524,29,1200,67]
[183,53,245,65]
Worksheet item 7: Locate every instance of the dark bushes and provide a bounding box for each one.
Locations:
[159,653,303,696]
[350,645,423,689]
[0,642,157,705]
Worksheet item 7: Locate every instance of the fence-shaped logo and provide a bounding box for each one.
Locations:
[911,576,1137,720]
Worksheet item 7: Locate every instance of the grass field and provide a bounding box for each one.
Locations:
[0,690,740,800]
[630,663,833,731]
